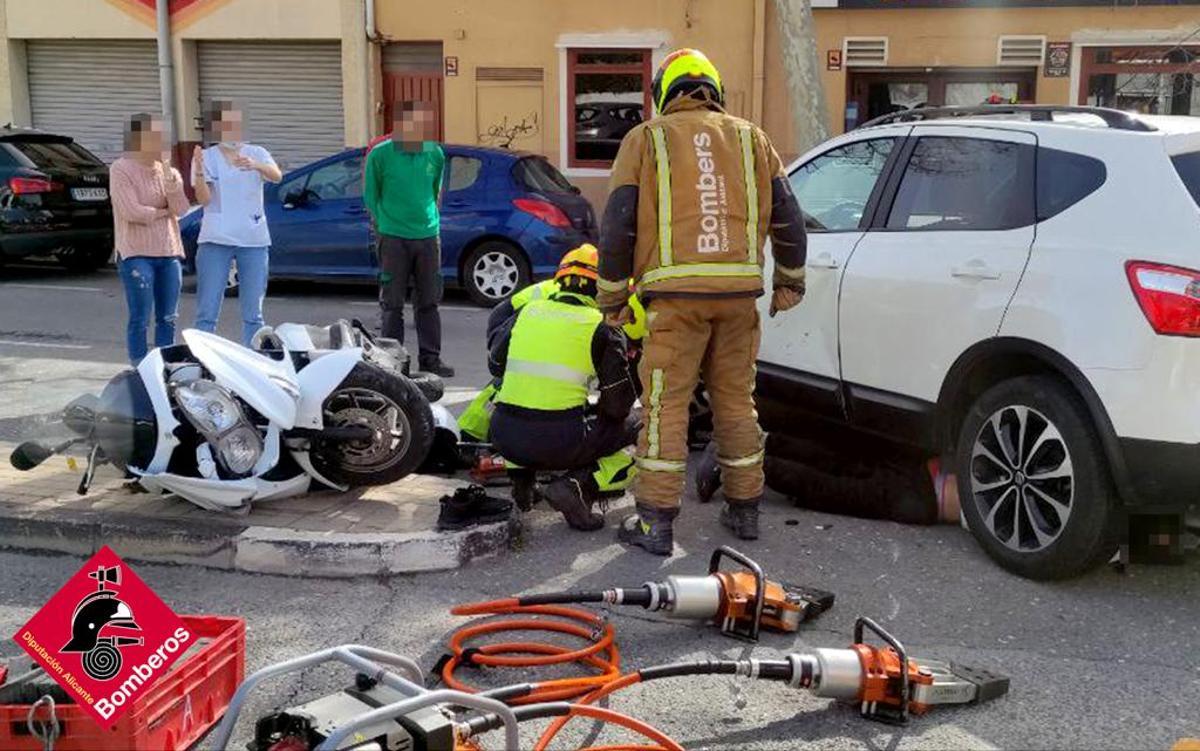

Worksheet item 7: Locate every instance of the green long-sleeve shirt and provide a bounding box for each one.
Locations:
[364,140,444,240]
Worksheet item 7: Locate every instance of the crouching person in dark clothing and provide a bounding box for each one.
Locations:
[489,244,640,530]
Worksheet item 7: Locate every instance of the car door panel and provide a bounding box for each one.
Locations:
[270,153,371,279]
[439,152,490,280]
[839,127,1038,405]
[757,132,907,418]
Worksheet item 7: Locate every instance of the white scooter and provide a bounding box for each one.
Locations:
[9,320,459,513]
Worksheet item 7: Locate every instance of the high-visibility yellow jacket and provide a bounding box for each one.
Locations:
[597,95,807,309]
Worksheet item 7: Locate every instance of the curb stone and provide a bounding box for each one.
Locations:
[0,503,516,578]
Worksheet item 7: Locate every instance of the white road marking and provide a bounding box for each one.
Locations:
[1,283,103,293]
[0,339,92,350]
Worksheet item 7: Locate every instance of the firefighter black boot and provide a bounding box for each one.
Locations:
[695,441,721,503]
[542,473,604,531]
[720,497,761,540]
[509,469,538,512]
[618,504,678,556]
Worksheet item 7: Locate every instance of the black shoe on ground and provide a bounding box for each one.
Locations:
[695,441,722,504]
[719,498,760,540]
[436,485,513,531]
[419,358,455,378]
[617,504,677,556]
[542,475,604,531]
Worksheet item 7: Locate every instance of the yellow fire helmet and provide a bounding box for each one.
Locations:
[623,292,647,341]
[652,48,724,113]
[554,243,599,282]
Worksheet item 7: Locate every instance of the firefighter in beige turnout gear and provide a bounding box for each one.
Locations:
[599,48,808,556]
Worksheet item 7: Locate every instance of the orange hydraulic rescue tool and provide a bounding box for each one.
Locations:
[789,616,1010,724]
[479,546,834,642]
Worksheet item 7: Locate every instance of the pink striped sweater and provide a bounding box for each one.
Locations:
[109,157,190,259]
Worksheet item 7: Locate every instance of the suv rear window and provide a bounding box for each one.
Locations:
[514,157,575,194]
[1037,147,1106,221]
[1172,152,1200,208]
[8,139,103,170]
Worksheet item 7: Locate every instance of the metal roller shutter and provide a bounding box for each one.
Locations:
[198,41,344,171]
[27,40,162,163]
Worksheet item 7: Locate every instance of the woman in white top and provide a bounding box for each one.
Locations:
[190,100,282,346]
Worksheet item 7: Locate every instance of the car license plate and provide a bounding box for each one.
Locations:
[71,187,108,201]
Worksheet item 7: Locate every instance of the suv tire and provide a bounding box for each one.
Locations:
[954,375,1118,580]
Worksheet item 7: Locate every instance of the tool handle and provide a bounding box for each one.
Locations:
[708,546,766,642]
[854,616,910,724]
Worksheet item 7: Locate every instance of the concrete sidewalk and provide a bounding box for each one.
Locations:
[0,445,515,577]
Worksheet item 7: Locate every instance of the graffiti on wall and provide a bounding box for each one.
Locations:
[480,113,541,150]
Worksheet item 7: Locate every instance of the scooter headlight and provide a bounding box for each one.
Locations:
[175,380,262,476]
[216,426,263,476]
[176,381,243,435]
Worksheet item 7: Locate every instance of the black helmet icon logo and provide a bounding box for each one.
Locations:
[60,565,143,681]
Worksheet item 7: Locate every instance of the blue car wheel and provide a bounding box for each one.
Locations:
[462,240,531,307]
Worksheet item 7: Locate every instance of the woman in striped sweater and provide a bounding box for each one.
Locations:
[108,113,190,364]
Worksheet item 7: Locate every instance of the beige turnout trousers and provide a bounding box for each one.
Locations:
[636,297,764,509]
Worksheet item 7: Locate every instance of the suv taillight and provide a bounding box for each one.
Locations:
[513,198,571,228]
[9,176,63,194]
[1126,261,1200,337]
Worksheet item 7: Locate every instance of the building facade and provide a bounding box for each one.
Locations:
[0,0,1195,206]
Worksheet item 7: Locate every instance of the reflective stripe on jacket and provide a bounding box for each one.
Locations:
[495,296,602,411]
[604,96,784,299]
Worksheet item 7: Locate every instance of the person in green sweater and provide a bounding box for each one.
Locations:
[364,101,454,377]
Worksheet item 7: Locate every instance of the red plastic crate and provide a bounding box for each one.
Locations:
[1,615,245,751]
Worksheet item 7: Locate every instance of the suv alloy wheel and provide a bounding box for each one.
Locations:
[955,375,1119,579]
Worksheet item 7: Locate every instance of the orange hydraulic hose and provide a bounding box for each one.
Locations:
[447,598,682,751]
[561,705,685,751]
[445,599,622,704]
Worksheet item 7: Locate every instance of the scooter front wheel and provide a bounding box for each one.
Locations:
[311,364,435,488]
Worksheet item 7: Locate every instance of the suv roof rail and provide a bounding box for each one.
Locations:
[860,104,1157,132]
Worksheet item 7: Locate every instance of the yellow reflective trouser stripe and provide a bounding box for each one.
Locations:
[738,126,758,265]
[718,449,765,469]
[597,277,629,293]
[647,368,664,458]
[651,127,672,268]
[506,359,591,385]
[775,264,806,279]
[637,457,687,473]
[640,262,762,286]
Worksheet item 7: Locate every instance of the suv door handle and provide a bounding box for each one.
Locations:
[809,253,840,270]
[951,261,1001,281]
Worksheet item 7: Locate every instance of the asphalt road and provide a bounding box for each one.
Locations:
[1,262,1198,750]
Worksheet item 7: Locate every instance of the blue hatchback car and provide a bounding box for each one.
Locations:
[181,144,597,306]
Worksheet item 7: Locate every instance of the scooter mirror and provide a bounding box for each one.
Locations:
[10,441,53,471]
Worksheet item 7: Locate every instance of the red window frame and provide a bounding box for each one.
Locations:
[567,48,652,169]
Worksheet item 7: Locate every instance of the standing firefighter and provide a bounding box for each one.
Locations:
[600,49,808,555]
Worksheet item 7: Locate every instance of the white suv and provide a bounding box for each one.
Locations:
[756,105,1200,579]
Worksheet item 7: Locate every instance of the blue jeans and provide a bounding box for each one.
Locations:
[118,256,182,365]
[194,242,270,346]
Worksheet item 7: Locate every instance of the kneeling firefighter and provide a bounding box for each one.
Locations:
[598,48,809,555]
[457,256,646,446]
[489,244,641,531]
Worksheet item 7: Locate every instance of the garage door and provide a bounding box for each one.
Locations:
[198,41,345,171]
[27,40,162,163]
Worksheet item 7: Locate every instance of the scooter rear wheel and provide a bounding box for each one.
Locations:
[311,363,435,487]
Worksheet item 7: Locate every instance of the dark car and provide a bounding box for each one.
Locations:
[181,144,596,306]
[576,102,644,162]
[0,128,112,271]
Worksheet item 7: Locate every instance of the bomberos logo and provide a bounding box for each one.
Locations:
[13,546,193,728]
